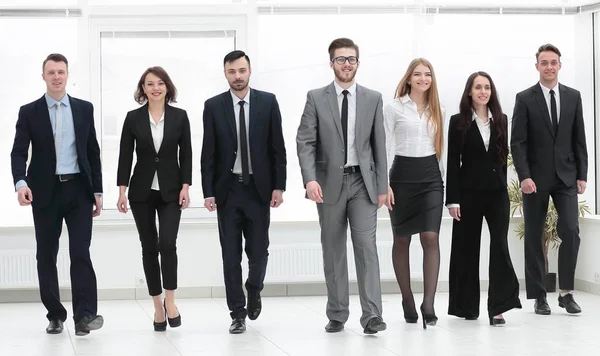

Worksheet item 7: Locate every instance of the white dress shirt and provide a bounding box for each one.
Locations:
[231,90,253,174]
[333,81,358,167]
[383,95,445,175]
[474,109,493,151]
[540,82,560,123]
[149,111,165,191]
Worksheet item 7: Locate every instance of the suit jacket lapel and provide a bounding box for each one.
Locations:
[158,104,174,154]
[249,88,258,137]
[325,83,344,143]
[533,83,556,138]
[558,84,567,133]
[68,96,83,154]
[138,103,157,155]
[221,92,237,145]
[36,96,55,147]
[487,121,497,160]
[355,85,367,146]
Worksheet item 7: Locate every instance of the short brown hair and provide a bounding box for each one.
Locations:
[536,44,561,62]
[328,38,359,61]
[134,66,178,104]
[43,53,68,72]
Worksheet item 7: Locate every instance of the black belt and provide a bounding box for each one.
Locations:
[343,166,361,174]
[57,173,79,182]
[233,173,252,182]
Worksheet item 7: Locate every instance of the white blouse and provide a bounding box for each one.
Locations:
[149,111,165,191]
[383,95,445,175]
[473,110,493,151]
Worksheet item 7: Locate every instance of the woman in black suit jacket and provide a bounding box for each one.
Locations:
[446,71,521,326]
[116,67,192,331]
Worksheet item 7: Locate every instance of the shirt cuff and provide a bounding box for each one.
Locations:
[205,197,215,200]
[15,180,28,191]
[446,204,460,209]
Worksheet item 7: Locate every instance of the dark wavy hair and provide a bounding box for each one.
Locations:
[134,66,178,104]
[457,71,508,164]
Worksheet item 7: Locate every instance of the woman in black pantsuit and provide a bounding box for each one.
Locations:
[116,67,192,331]
[446,71,521,326]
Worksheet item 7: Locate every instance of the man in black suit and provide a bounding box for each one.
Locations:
[201,50,286,334]
[11,53,104,335]
[511,44,588,315]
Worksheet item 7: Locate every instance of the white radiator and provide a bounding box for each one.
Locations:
[0,249,71,288]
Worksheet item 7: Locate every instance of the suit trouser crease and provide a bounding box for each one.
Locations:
[448,189,521,318]
[130,190,182,296]
[32,179,97,323]
[217,179,270,320]
[522,179,580,299]
[317,173,383,328]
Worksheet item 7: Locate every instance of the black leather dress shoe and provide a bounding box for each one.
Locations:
[534,297,551,315]
[74,315,104,336]
[364,317,387,334]
[324,320,344,333]
[46,319,64,334]
[558,294,582,314]
[229,318,246,334]
[248,293,262,321]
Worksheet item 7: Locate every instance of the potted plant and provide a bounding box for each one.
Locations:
[507,153,591,292]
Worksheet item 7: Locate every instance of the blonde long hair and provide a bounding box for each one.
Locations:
[394,58,443,159]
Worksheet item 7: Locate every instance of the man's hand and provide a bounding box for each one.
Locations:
[270,190,284,208]
[93,194,102,217]
[520,178,537,194]
[577,180,587,194]
[385,185,394,210]
[306,181,324,203]
[204,198,216,212]
[17,186,33,206]
[449,207,461,221]
[377,194,386,209]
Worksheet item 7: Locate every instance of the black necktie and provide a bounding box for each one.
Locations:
[341,90,349,164]
[239,100,250,185]
[550,89,558,134]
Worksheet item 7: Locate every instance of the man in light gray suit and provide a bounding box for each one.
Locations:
[296,38,388,334]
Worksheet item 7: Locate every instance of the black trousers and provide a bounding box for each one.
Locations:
[522,176,580,299]
[217,177,270,320]
[130,190,182,296]
[448,189,521,318]
[32,177,97,324]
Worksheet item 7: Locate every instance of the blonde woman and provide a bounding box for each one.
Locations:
[384,58,444,329]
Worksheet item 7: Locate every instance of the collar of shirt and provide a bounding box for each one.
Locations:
[230,89,250,106]
[44,93,70,109]
[399,94,429,111]
[148,111,165,126]
[471,109,493,123]
[333,81,357,97]
[539,82,559,97]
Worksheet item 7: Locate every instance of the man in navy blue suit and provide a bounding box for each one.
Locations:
[11,53,104,336]
[201,50,286,334]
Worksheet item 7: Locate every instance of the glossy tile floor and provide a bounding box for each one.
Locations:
[0,291,598,355]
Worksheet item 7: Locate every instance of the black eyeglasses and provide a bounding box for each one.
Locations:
[332,56,358,65]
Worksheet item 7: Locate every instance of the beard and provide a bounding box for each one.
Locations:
[229,79,249,91]
[334,67,357,83]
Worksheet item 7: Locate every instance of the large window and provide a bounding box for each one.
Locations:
[0,18,79,227]
[99,31,235,212]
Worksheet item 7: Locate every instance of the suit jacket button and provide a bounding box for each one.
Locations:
[493,169,496,172]
[155,157,159,163]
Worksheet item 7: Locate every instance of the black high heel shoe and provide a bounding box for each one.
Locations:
[489,316,506,327]
[420,304,438,329]
[164,300,182,328]
[153,312,167,332]
[402,301,418,324]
